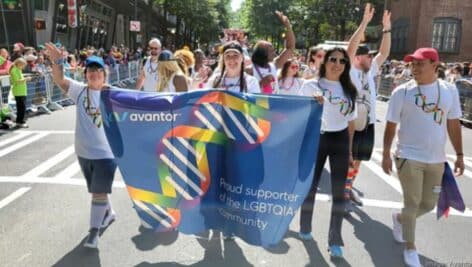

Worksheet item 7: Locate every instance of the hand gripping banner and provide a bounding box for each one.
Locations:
[100,89,322,247]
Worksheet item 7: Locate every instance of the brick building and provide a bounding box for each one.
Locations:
[387,0,472,62]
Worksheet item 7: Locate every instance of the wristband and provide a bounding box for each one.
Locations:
[382,29,391,34]
[457,153,464,156]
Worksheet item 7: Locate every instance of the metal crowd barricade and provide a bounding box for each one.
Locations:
[129,60,139,81]
[107,65,119,85]
[24,74,51,114]
[0,75,10,107]
[118,64,130,81]
[456,79,472,124]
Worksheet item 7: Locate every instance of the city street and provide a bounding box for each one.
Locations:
[1,99,472,267]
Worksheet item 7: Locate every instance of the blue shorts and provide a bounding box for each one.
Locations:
[78,157,117,193]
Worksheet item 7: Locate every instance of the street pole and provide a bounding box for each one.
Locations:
[0,0,10,49]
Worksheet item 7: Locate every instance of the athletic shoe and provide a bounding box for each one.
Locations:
[350,191,363,206]
[298,232,313,240]
[84,228,100,248]
[403,249,422,267]
[101,209,116,228]
[328,245,343,258]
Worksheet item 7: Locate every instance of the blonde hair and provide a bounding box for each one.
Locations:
[174,49,195,67]
[156,61,184,92]
[12,57,27,68]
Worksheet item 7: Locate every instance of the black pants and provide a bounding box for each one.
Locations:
[15,96,26,124]
[300,128,349,246]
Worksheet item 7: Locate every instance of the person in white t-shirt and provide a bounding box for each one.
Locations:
[136,38,161,91]
[277,58,304,95]
[302,46,325,80]
[298,47,358,258]
[344,3,391,207]
[45,43,117,249]
[206,41,260,93]
[382,47,464,267]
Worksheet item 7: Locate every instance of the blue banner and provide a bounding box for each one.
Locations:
[100,89,322,247]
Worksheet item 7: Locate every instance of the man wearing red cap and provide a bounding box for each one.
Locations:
[382,47,464,267]
[10,42,24,62]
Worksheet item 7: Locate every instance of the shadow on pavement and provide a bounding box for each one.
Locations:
[346,206,446,267]
[131,226,180,251]
[52,236,101,267]
[135,231,253,267]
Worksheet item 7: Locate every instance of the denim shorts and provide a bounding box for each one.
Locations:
[78,157,117,193]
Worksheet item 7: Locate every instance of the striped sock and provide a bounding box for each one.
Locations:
[344,168,359,200]
[90,198,108,229]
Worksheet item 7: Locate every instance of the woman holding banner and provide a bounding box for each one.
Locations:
[299,47,357,258]
[206,41,260,93]
[45,43,117,249]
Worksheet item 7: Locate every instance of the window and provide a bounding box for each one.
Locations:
[34,0,49,11]
[432,17,461,53]
[392,18,409,53]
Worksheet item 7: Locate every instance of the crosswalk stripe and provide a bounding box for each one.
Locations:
[21,146,75,178]
[364,151,403,194]
[447,155,472,169]
[54,161,80,179]
[0,133,49,158]
[0,187,31,210]
[447,161,472,179]
[0,132,33,148]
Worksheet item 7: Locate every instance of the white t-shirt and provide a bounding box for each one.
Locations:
[67,78,114,159]
[205,73,261,93]
[252,63,279,93]
[300,78,357,132]
[277,77,304,95]
[350,61,379,124]
[386,79,462,163]
[143,57,159,92]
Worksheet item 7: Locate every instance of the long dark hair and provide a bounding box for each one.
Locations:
[213,41,247,92]
[319,47,357,114]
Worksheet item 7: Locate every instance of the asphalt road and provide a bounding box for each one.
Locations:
[1,99,471,267]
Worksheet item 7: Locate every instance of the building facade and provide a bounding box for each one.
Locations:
[388,0,472,62]
[0,0,178,51]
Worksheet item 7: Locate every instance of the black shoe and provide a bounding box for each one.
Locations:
[350,191,363,206]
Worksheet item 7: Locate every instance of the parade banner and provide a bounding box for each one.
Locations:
[100,89,322,247]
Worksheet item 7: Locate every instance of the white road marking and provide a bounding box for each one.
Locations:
[0,133,49,158]
[0,132,33,148]
[0,187,31,209]
[54,161,80,179]
[21,146,75,178]
[15,130,74,134]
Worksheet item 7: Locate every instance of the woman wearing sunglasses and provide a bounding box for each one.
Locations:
[277,58,304,95]
[298,47,357,258]
[303,46,325,80]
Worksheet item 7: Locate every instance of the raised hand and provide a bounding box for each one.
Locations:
[382,10,392,30]
[362,3,375,24]
[44,42,63,63]
[275,10,291,28]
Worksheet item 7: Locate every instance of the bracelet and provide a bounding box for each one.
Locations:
[457,153,464,156]
[382,29,391,34]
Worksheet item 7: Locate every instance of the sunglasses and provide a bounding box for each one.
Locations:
[149,47,160,50]
[327,56,348,65]
[316,54,325,59]
[290,65,299,70]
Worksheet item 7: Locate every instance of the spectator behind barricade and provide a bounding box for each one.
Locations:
[174,49,195,78]
[9,57,30,128]
[104,50,116,68]
[447,64,463,83]
[156,50,188,92]
[0,48,12,75]
[24,53,38,74]
[303,46,325,79]
[11,42,24,61]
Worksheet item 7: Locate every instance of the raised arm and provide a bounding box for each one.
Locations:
[374,10,392,67]
[45,42,70,92]
[347,3,375,62]
[274,11,295,69]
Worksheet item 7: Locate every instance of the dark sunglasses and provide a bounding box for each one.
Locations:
[327,56,348,65]
[316,54,325,59]
[149,47,160,50]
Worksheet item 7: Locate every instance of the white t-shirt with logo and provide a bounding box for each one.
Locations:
[300,78,357,132]
[205,73,261,93]
[277,77,304,95]
[67,78,114,159]
[143,57,159,92]
[350,61,379,124]
[386,79,462,163]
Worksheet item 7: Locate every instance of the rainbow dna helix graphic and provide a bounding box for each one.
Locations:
[124,91,272,231]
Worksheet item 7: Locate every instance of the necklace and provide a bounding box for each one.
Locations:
[223,75,241,89]
[280,77,296,91]
[414,81,443,124]
[146,57,158,73]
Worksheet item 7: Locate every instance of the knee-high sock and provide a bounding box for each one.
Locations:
[107,194,115,215]
[344,168,359,200]
[90,198,108,229]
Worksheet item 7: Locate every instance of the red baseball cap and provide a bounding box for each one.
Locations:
[404,47,439,62]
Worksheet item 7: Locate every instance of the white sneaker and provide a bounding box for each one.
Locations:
[84,228,99,248]
[403,249,422,267]
[101,209,116,228]
[392,213,405,243]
